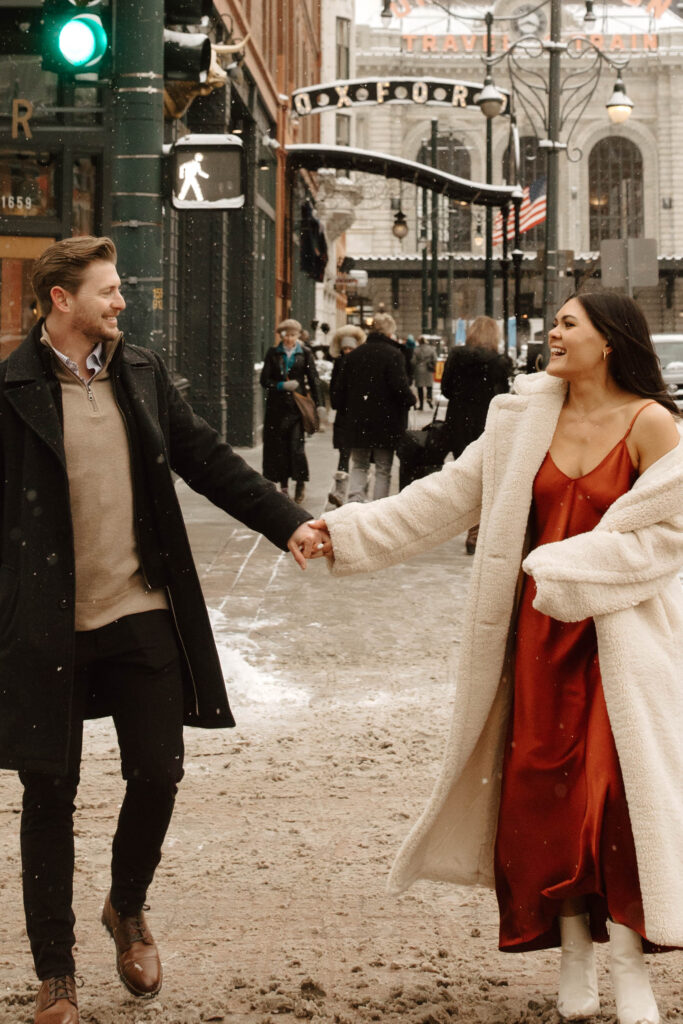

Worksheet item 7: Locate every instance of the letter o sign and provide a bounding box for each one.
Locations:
[412,81,429,104]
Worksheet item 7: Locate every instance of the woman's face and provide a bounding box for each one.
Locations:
[341,345,353,356]
[546,298,610,380]
[281,330,300,349]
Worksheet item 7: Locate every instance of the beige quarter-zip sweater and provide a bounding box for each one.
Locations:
[42,328,167,630]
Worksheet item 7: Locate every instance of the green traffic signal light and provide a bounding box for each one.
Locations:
[58,13,107,66]
[42,1,109,76]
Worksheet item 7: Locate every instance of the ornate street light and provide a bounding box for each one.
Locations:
[392,208,409,239]
[478,0,636,348]
[475,74,506,121]
[606,73,635,124]
[378,0,636,349]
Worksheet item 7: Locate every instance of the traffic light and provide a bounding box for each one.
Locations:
[41,0,110,77]
[164,1,212,82]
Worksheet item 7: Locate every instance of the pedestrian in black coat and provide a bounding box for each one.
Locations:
[327,324,366,507]
[260,318,323,505]
[0,237,325,1022]
[440,315,512,552]
[333,313,416,502]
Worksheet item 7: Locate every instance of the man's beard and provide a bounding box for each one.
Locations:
[71,311,119,345]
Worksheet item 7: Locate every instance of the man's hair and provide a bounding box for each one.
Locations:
[371,312,397,338]
[31,236,117,316]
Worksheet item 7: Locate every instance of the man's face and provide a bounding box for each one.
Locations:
[57,259,126,344]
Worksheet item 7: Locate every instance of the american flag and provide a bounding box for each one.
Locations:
[492,176,547,245]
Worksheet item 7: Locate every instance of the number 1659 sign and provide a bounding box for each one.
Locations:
[170,134,244,210]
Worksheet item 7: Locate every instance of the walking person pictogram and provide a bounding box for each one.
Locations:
[177,152,209,201]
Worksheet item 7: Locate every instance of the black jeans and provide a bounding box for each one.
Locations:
[337,448,351,473]
[19,610,185,980]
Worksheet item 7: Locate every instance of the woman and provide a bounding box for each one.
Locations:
[310,292,683,1024]
[260,319,322,504]
[440,316,513,553]
[327,324,366,508]
[414,335,438,409]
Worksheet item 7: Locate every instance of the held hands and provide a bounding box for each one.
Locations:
[282,380,299,392]
[287,520,334,570]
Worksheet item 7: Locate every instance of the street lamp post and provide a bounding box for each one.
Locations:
[430,118,439,333]
[484,11,494,318]
[541,0,564,342]
[380,2,507,325]
[479,3,635,355]
[379,0,634,354]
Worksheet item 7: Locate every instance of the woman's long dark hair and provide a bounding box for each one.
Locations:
[571,290,679,416]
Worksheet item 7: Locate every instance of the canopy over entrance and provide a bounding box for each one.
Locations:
[286,144,520,210]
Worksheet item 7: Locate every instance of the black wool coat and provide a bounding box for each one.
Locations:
[439,345,513,457]
[0,324,312,775]
[332,333,416,450]
[329,354,349,452]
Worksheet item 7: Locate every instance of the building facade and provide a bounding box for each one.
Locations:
[329,0,683,343]
[0,0,322,444]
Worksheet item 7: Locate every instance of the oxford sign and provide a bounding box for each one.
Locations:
[291,76,510,118]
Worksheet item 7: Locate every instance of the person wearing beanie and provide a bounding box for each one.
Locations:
[260,319,323,504]
[327,325,366,507]
[332,313,416,503]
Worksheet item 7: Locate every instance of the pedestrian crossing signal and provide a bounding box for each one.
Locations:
[41,0,109,77]
[170,134,245,210]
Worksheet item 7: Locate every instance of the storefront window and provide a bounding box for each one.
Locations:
[0,151,58,218]
[0,237,53,360]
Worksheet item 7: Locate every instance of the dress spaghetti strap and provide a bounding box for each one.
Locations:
[624,401,657,438]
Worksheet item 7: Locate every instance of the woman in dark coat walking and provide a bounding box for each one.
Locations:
[260,319,322,504]
[440,316,513,552]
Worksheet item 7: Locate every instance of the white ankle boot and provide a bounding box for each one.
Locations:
[327,470,348,508]
[557,914,600,1020]
[609,921,659,1024]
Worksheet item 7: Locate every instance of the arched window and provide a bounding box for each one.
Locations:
[589,137,643,250]
[416,134,472,250]
[502,134,546,249]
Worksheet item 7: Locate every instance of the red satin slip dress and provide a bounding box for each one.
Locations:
[494,404,655,953]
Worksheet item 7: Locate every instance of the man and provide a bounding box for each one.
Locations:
[0,236,324,1024]
[332,312,416,503]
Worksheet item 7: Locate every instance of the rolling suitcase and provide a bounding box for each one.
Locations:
[397,403,450,490]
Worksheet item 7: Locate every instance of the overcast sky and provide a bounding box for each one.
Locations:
[353,1,682,34]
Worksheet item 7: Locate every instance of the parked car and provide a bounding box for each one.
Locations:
[652,334,683,411]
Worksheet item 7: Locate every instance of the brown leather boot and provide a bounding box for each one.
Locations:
[101,894,162,997]
[34,975,79,1024]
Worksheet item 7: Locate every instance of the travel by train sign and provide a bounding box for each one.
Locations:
[291,77,510,118]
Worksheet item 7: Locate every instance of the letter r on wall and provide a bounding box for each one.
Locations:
[12,99,33,140]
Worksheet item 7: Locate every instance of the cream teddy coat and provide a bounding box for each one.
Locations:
[324,371,683,947]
